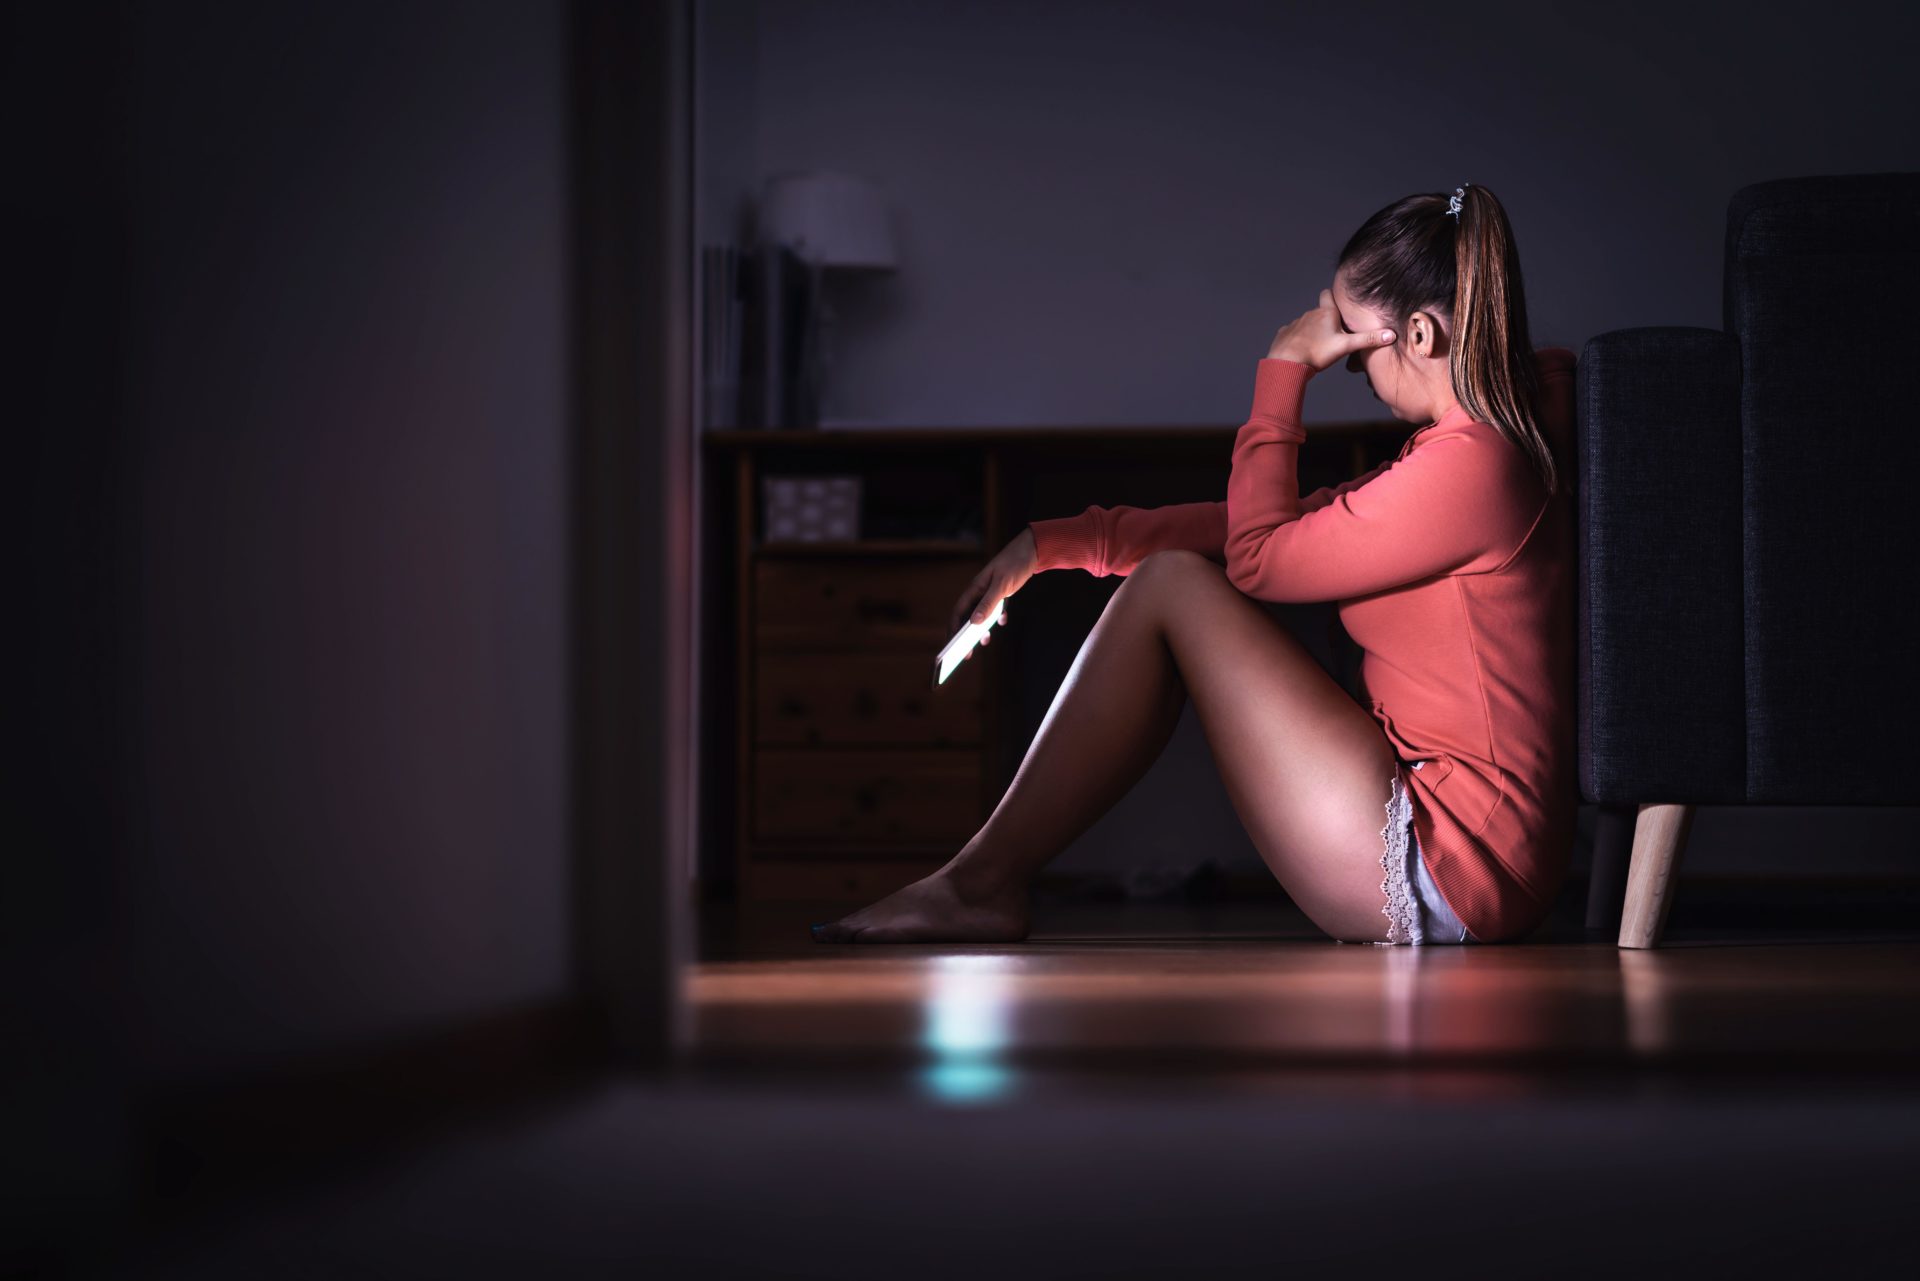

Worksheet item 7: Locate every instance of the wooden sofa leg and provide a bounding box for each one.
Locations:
[1618,802,1694,949]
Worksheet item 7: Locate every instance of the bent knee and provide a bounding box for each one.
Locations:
[1131,547,1222,581]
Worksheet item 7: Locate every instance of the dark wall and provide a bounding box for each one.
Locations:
[114,0,572,1084]
[7,4,139,1270]
[710,0,1920,426]
[9,2,688,1268]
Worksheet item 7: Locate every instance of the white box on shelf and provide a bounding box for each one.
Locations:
[763,475,862,541]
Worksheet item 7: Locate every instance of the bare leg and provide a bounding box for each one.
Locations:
[811,550,1190,943]
[812,549,1399,943]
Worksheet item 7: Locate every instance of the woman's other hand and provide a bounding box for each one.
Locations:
[950,527,1038,649]
[1266,289,1396,373]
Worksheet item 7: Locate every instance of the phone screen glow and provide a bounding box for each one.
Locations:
[934,598,1005,685]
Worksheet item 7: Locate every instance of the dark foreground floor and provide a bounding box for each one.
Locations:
[97,882,1920,1278]
[107,1077,1920,1278]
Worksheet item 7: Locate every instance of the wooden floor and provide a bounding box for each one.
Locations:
[693,885,1920,1095]
[107,883,1920,1276]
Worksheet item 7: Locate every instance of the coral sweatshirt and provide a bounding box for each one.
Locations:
[1027,349,1578,942]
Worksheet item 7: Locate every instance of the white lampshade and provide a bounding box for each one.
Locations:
[758,170,898,270]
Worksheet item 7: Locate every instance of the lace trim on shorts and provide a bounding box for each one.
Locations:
[1377,766,1422,946]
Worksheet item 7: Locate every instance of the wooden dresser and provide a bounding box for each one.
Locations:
[702,423,1406,901]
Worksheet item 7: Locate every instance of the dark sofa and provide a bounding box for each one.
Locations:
[1575,172,1920,947]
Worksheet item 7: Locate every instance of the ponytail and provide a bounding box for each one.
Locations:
[1450,185,1556,496]
[1336,183,1559,497]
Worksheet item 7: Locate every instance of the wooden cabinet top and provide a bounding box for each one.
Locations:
[704,421,1404,449]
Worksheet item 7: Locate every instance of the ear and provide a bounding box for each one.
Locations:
[1408,309,1450,359]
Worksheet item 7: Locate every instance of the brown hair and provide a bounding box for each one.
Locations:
[1335,184,1557,496]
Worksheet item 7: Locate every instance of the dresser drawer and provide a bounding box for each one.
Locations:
[755,651,983,746]
[753,748,982,843]
[755,558,978,650]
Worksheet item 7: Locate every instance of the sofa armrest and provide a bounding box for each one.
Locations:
[1575,327,1744,805]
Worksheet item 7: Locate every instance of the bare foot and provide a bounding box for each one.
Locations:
[810,870,1029,944]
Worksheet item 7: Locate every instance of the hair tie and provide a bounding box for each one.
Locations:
[1447,183,1471,221]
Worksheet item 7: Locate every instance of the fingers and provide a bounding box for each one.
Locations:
[954,572,987,632]
[955,557,1021,634]
[1318,289,1393,351]
[956,586,996,631]
[973,604,1002,648]
[957,589,1004,659]
[1346,326,1395,355]
[969,577,1007,625]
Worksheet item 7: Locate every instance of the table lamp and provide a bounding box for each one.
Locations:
[757,171,899,426]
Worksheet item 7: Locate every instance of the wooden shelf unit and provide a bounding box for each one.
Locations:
[703,422,1408,902]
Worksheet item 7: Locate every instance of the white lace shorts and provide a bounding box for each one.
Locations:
[1377,764,1474,945]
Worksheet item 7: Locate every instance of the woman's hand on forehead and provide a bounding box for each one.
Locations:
[1266,289,1396,373]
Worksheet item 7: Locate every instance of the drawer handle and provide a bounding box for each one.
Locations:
[855,598,910,623]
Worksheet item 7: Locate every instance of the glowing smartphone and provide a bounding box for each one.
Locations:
[933,597,1006,686]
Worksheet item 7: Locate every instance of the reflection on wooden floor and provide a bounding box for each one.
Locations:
[692,896,1920,1098]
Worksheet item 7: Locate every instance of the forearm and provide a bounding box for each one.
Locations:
[1029,500,1228,576]
[1223,359,1312,594]
[1224,357,1531,601]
